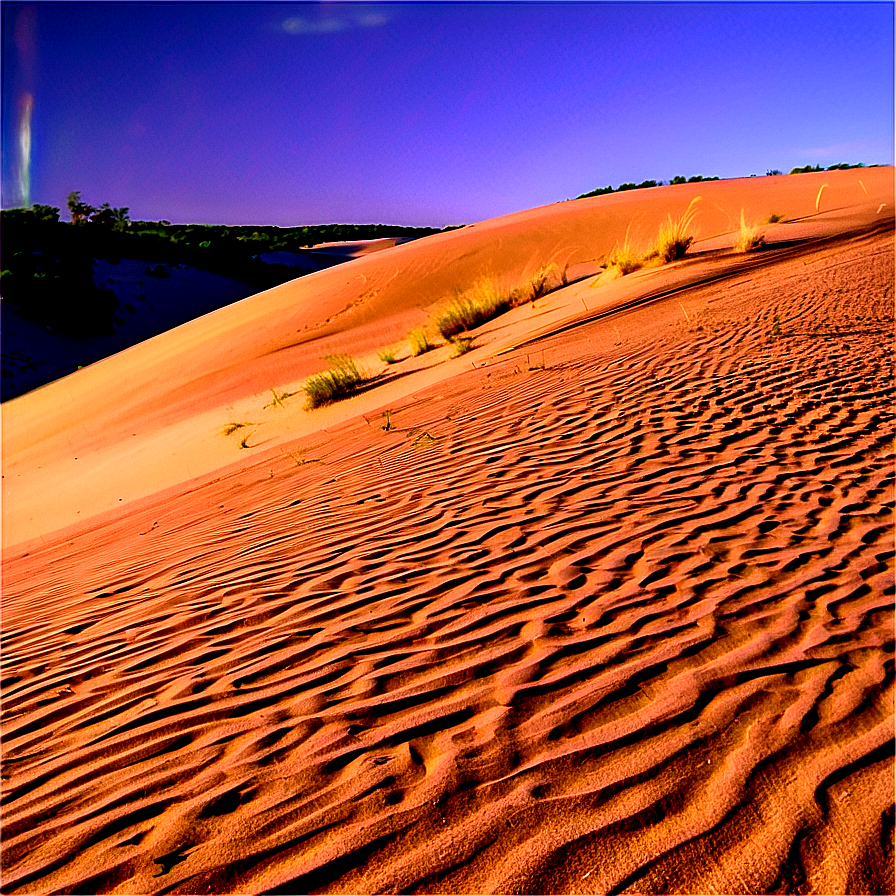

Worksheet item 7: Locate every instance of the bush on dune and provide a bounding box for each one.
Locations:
[433,278,513,340]
[604,224,644,275]
[304,354,367,409]
[735,210,765,253]
[408,328,433,356]
[513,262,566,304]
[431,265,567,346]
[602,198,701,277]
[648,196,701,263]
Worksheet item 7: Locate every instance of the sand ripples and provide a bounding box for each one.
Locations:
[2,232,893,893]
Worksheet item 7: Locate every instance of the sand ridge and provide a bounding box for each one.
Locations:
[1,207,893,891]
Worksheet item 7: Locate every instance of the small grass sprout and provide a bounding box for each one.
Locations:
[281,447,321,466]
[222,421,254,436]
[735,210,765,253]
[408,328,433,356]
[765,212,785,223]
[304,354,367,409]
[815,183,828,213]
[651,196,701,263]
[377,347,398,364]
[265,388,297,409]
[451,335,475,356]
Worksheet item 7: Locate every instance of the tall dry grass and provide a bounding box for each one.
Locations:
[735,210,765,253]
[603,224,644,274]
[304,354,367,409]
[650,196,701,262]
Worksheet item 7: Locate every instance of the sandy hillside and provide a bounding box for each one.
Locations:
[1,237,404,401]
[1,169,894,894]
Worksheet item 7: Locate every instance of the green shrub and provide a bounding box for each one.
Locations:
[304,354,366,408]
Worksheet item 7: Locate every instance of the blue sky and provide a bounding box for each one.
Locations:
[2,2,893,226]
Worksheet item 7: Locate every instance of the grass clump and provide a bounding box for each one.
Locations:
[222,421,254,436]
[515,263,565,304]
[765,212,785,223]
[304,354,367,409]
[377,347,398,364]
[603,224,644,275]
[650,196,701,263]
[451,335,475,356]
[434,278,512,340]
[408,328,433,356]
[735,210,765,253]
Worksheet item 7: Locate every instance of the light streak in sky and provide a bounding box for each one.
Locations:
[18,92,34,207]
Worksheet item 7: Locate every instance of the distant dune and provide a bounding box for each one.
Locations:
[2,168,893,894]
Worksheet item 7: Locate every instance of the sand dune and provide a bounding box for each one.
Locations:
[2,168,892,549]
[1,169,894,893]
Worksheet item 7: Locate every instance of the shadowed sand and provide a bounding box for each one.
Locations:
[1,169,894,894]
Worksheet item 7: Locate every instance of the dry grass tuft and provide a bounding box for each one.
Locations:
[650,196,701,263]
[735,210,766,253]
[304,354,367,409]
[434,278,512,340]
[603,224,644,275]
[222,422,254,436]
[519,263,564,303]
[408,328,433,356]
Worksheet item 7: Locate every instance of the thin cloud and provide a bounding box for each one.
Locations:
[280,9,390,36]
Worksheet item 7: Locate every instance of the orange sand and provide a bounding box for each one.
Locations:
[1,168,894,894]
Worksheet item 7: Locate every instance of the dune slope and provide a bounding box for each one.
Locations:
[1,211,893,892]
[2,167,893,549]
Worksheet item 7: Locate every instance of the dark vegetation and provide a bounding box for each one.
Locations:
[577,174,719,199]
[790,162,868,174]
[578,163,875,199]
[0,194,460,337]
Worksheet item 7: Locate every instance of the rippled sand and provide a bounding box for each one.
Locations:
[2,177,894,894]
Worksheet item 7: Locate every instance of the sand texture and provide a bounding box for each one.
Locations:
[2,170,894,894]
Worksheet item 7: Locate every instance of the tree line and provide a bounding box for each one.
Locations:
[0,193,461,338]
[576,163,874,200]
[577,174,720,200]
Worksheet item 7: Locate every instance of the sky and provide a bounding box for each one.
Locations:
[1,1,893,227]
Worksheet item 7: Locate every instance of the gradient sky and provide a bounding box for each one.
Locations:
[2,1,893,226]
